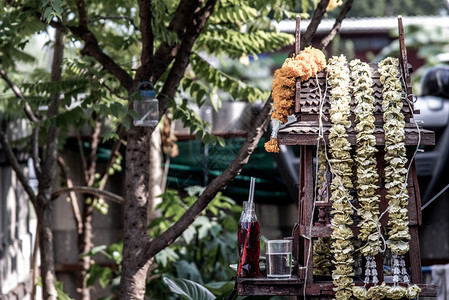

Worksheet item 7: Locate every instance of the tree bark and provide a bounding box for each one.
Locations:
[119,125,153,299]
[37,27,65,300]
[319,0,354,50]
[149,127,163,223]
[36,204,58,300]
[301,0,330,48]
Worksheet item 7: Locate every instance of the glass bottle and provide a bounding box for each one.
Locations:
[133,82,159,127]
[237,201,260,278]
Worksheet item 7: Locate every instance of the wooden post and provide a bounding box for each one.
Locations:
[295,15,302,115]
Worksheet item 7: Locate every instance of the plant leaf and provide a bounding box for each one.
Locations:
[162,276,216,300]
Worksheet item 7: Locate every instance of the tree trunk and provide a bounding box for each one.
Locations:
[149,127,163,223]
[35,27,64,300]
[37,203,58,300]
[119,125,153,299]
[77,200,94,300]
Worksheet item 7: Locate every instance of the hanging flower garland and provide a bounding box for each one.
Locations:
[313,145,332,276]
[327,55,355,300]
[265,47,326,153]
[379,57,420,299]
[350,59,381,257]
[349,59,384,299]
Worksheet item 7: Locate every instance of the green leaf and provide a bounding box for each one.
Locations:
[156,248,179,268]
[174,260,203,283]
[217,136,226,147]
[210,92,221,112]
[162,276,215,300]
[182,225,196,244]
[204,281,235,297]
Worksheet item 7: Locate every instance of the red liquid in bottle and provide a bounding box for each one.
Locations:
[238,221,260,278]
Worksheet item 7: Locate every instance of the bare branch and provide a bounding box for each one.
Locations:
[51,186,124,204]
[137,0,203,83]
[57,156,83,234]
[69,0,134,92]
[86,116,101,187]
[98,126,126,187]
[143,95,273,261]
[69,25,135,92]
[158,0,218,117]
[31,125,42,179]
[0,129,37,205]
[136,0,154,80]
[319,0,354,50]
[76,131,89,184]
[301,0,330,48]
[0,69,39,123]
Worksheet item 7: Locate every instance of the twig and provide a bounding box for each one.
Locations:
[0,130,37,205]
[57,156,83,234]
[51,186,124,204]
[0,69,39,123]
[319,0,354,50]
[98,126,126,188]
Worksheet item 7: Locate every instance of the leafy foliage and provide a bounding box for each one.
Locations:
[83,188,242,299]
[147,188,241,299]
[327,0,448,18]
[197,29,295,59]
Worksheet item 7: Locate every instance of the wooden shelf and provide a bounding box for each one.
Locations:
[237,277,437,297]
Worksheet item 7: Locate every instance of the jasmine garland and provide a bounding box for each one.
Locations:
[327,55,354,300]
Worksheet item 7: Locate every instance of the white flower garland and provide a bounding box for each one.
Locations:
[379,57,410,257]
[379,57,420,299]
[350,59,381,258]
[313,145,331,276]
[327,55,354,300]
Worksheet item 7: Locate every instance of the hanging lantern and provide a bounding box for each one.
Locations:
[133,81,159,127]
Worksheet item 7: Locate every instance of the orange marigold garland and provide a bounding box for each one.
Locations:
[265,47,326,153]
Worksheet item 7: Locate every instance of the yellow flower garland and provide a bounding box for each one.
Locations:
[265,47,326,153]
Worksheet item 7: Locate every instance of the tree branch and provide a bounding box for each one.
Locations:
[0,129,37,205]
[98,126,126,186]
[301,0,330,48]
[158,0,218,117]
[138,0,203,83]
[0,69,39,123]
[319,0,354,50]
[57,156,83,235]
[69,25,135,91]
[136,0,154,81]
[37,28,64,208]
[31,127,42,178]
[86,116,101,187]
[143,95,273,261]
[69,0,134,91]
[51,186,124,204]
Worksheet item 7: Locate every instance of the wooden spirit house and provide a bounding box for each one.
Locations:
[236,16,437,298]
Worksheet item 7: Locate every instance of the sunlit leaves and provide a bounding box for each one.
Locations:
[41,0,63,23]
[197,29,295,59]
[190,54,270,102]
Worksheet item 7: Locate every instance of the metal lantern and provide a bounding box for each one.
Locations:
[133,81,159,127]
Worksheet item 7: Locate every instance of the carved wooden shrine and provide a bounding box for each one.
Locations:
[236,16,437,298]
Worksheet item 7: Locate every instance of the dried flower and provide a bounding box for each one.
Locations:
[265,47,326,153]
